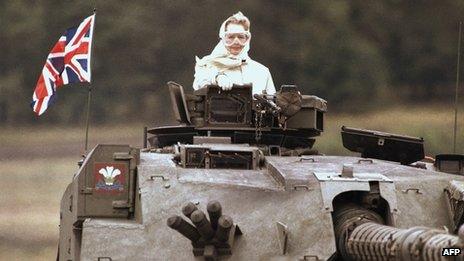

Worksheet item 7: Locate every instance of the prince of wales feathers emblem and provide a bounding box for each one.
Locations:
[96,166,124,191]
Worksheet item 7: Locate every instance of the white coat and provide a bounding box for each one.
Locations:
[193,58,276,95]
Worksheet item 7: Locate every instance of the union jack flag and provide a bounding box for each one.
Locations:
[31,14,95,115]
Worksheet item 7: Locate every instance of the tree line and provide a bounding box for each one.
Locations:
[1,0,463,125]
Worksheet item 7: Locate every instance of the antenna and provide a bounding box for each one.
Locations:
[453,21,462,153]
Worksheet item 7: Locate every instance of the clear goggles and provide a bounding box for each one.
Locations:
[223,32,250,45]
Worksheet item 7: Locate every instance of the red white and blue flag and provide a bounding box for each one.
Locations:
[31,14,95,115]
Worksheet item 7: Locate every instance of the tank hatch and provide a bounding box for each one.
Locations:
[341,126,424,165]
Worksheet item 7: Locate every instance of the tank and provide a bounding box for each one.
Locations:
[58,83,464,260]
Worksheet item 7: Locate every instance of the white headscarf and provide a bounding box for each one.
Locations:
[195,11,251,70]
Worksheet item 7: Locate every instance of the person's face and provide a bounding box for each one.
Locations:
[224,23,249,55]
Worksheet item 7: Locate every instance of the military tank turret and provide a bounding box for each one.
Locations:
[58,83,464,260]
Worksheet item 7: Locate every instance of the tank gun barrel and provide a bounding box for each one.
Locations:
[346,222,463,260]
[334,205,464,260]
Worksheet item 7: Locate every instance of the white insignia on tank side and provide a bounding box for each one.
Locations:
[98,166,121,185]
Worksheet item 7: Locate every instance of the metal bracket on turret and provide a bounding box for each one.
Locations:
[315,167,398,224]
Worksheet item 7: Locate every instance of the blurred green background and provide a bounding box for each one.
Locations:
[2,1,464,260]
[2,0,464,124]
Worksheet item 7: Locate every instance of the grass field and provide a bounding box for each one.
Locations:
[1,106,463,260]
[0,124,144,261]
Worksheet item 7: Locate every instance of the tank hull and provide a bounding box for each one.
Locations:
[61,152,464,260]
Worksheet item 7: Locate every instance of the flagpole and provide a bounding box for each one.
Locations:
[84,9,97,153]
[84,86,92,152]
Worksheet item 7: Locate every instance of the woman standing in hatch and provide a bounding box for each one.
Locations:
[193,11,276,95]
